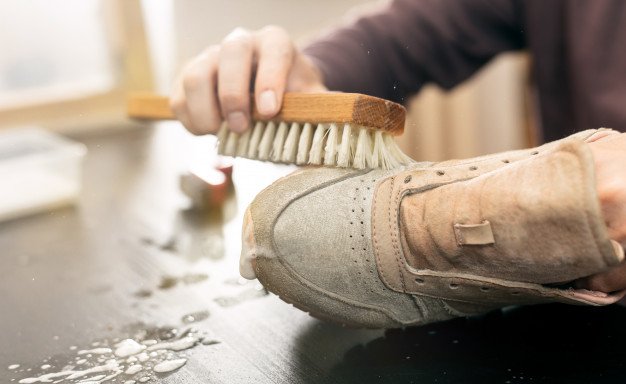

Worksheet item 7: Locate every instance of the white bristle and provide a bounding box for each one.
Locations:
[215,117,413,169]
[370,130,384,169]
[236,127,251,157]
[336,123,354,168]
[353,127,372,169]
[216,122,229,154]
[271,122,289,162]
[323,123,340,166]
[309,123,327,165]
[281,122,301,163]
[384,134,413,166]
[257,121,276,160]
[223,131,239,156]
[296,123,313,165]
[371,130,400,170]
[247,121,264,158]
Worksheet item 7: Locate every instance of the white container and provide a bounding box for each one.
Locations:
[0,128,87,222]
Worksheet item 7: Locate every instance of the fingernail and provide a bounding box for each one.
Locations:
[258,90,277,115]
[227,111,248,133]
[612,240,625,262]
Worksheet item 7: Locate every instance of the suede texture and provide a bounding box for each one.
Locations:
[247,165,457,327]
[244,129,626,329]
[401,139,617,284]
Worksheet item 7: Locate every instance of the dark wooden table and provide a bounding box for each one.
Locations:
[2,124,626,384]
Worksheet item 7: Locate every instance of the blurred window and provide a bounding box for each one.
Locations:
[0,0,116,109]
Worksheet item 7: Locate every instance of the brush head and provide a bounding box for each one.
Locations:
[127,92,414,169]
[217,121,413,170]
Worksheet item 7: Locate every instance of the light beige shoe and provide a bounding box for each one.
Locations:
[240,129,626,328]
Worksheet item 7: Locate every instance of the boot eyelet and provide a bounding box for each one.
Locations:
[511,291,520,296]
[502,159,510,164]
[436,170,445,176]
[449,283,459,289]
[415,278,425,285]
[531,151,539,155]
[480,287,490,292]
[404,175,412,183]
[469,166,478,171]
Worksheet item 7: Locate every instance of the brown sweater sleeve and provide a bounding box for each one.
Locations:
[303,0,526,104]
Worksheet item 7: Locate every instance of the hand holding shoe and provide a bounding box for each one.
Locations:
[577,131,626,293]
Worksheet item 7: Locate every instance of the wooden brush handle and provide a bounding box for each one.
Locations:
[127,92,405,135]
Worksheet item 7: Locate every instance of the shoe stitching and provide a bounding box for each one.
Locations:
[269,254,414,326]
[372,179,395,291]
[265,169,422,325]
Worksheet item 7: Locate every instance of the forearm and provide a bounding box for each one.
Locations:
[304,0,526,103]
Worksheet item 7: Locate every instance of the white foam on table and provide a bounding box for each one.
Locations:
[152,359,186,373]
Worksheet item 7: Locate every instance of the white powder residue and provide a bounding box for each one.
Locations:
[124,364,143,375]
[77,348,112,355]
[124,381,136,384]
[114,339,146,358]
[138,377,150,383]
[8,364,20,370]
[152,359,187,373]
[40,365,50,370]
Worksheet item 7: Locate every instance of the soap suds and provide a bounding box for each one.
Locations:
[11,326,217,384]
[77,348,113,355]
[124,364,143,375]
[114,339,146,358]
[181,310,210,324]
[146,336,197,352]
[152,359,186,373]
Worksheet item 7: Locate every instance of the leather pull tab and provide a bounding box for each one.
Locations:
[454,221,495,246]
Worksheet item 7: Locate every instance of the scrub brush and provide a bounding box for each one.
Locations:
[127,92,414,170]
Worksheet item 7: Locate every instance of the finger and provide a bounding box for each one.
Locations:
[170,73,197,134]
[577,253,626,293]
[178,47,221,135]
[218,28,254,133]
[254,25,295,118]
[585,129,621,143]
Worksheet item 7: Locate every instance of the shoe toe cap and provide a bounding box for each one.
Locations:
[244,166,422,327]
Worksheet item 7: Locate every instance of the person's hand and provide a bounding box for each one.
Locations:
[170,26,327,135]
[576,131,626,293]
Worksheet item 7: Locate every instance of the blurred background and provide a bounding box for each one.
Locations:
[0,0,534,161]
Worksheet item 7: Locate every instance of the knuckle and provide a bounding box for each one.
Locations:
[169,96,185,114]
[222,28,253,49]
[182,71,208,91]
[259,24,287,37]
[202,44,220,58]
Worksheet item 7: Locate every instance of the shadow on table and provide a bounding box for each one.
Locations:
[295,303,626,384]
